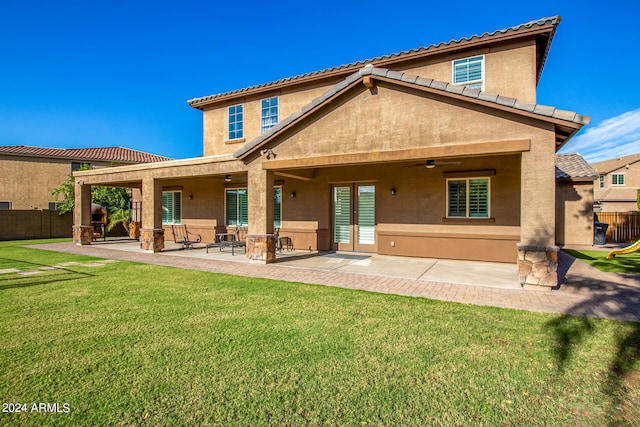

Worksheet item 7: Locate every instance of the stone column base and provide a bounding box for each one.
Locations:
[73,225,94,246]
[246,234,276,264]
[129,222,141,239]
[141,228,164,253]
[517,244,559,290]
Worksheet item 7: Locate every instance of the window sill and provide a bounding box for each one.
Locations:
[443,217,496,224]
[225,138,246,145]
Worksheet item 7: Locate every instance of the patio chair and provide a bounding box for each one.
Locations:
[274,227,293,252]
[217,227,247,255]
[171,224,201,250]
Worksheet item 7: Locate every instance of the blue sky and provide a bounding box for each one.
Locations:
[1,1,638,162]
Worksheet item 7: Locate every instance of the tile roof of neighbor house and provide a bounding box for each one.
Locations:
[590,153,640,174]
[188,16,560,108]
[555,153,599,180]
[234,65,590,159]
[0,146,172,163]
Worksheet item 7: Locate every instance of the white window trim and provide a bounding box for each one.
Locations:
[611,173,625,186]
[162,190,182,225]
[446,177,491,219]
[227,104,244,141]
[261,96,279,134]
[224,187,283,227]
[452,55,485,91]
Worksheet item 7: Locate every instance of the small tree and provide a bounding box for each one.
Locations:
[51,165,132,233]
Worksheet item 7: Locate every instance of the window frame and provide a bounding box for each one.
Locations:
[598,175,605,189]
[611,173,625,186]
[224,187,283,227]
[162,190,182,225]
[0,201,11,210]
[446,177,491,219]
[261,97,279,134]
[452,55,484,90]
[71,162,91,172]
[227,104,244,140]
[48,202,59,211]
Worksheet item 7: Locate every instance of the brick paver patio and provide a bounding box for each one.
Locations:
[32,241,640,323]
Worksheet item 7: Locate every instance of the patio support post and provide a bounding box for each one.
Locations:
[72,181,93,246]
[518,135,558,290]
[140,176,164,253]
[246,166,276,263]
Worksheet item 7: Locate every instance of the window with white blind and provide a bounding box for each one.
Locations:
[225,187,282,227]
[162,191,182,225]
[447,178,490,218]
[453,55,484,90]
[261,97,278,133]
[228,104,244,140]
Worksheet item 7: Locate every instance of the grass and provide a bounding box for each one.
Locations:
[1,239,639,426]
[563,248,640,274]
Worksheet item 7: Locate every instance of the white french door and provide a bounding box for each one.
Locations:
[333,184,376,251]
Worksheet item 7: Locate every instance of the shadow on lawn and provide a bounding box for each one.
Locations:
[547,252,640,424]
[0,257,93,291]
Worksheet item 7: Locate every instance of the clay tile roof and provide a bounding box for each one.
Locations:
[555,153,599,180]
[188,16,560,108]
[0,145,172,163]
[589,153,640,174]
[235,65,590,159]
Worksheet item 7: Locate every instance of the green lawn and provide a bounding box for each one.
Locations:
[563,248,640,274]
[1,240,639,426]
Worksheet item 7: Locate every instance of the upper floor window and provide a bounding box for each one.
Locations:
[447,177,490,218]
[612,173,625,186]
[261,97,279,133]
[599,175,605,189]
[453,55,484,90]
[0,201,11,210]
[228,104,244,140]
[162,191,182,225]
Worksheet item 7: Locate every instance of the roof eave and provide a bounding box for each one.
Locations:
[188,17,560,110]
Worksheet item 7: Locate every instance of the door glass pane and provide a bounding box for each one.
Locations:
[358,185,375,245]
[334,186,351,243]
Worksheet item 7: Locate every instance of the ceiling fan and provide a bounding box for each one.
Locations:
[403,159,462,168]
[425,159,461,168]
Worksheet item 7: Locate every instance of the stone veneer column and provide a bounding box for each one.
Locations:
[73,225,94,246]
[73,181,93,246]
[140,228,164,253]
[246,165,275,264]
[517,245,559,290]
[246,234,277,263]
[140,176,164,253]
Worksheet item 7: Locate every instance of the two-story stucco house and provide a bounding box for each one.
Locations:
[591,153,640,212]
[72,16,589,290]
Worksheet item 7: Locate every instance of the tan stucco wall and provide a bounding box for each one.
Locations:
[0,155,123,210]
[201,39,539,158]
[556,181,595,246]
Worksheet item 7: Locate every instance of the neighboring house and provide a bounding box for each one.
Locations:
[591,153,640,212]
[0,146,171,211]
[555,154,599,246]
[73,16,589,290]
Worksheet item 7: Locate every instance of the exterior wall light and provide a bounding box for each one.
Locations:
[290,191,296,198]
[391,188,396,195]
